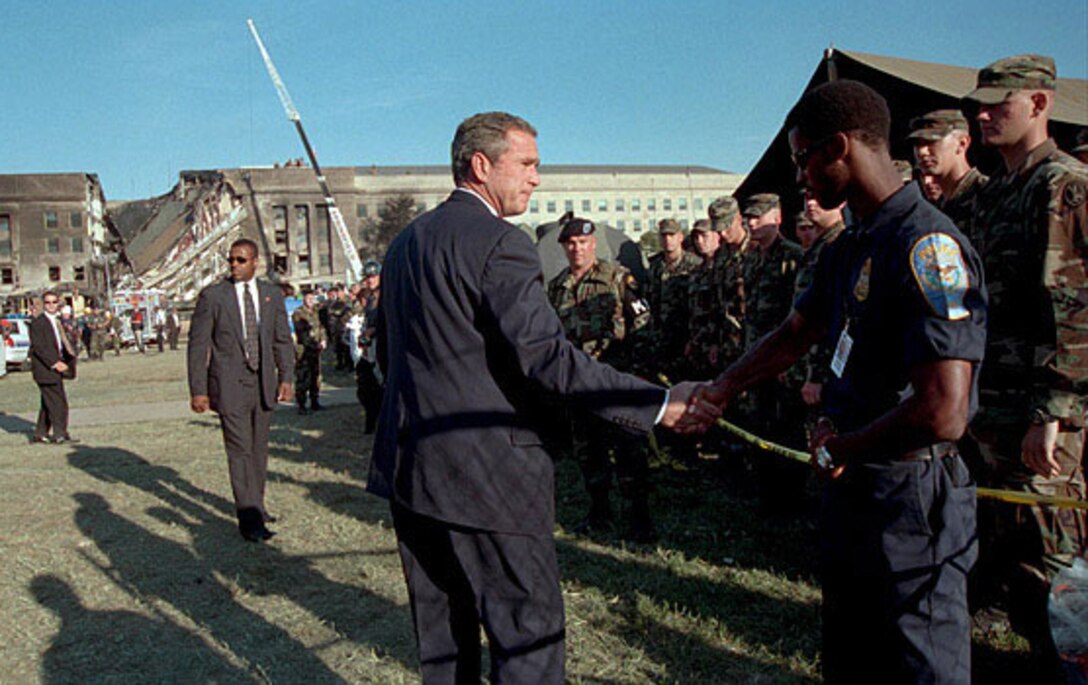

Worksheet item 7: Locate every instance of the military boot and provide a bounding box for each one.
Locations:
[574,487,613,534]
[626,495,657,544]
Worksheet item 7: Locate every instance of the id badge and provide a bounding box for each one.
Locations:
[830,326,853,379]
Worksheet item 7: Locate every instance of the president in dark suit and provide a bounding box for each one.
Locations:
[30,290,78,444]
[188,238,294,542]
[368,112,712,684]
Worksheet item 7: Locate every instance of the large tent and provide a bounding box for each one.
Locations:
[736,48,1088,221]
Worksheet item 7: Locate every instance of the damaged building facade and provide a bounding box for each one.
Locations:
[0,173,119,312]
[112,163,741,303]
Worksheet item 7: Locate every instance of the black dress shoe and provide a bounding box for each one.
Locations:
[311,402,324,411]
[52,435,80,444]
[238,507,275,542]
[32,435,52,444]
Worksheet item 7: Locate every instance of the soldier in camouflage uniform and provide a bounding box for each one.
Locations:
[108,311,123,356]
[710,196,749,370]
[794,194,846,410]
[88,307,107,360]
[355,260,384,434]
[964,54,1088,675]
[908,109,988,235]
[293,288,327,414]
[645,218,700,380]
[741,193,806,513]
[685,219,724,379]
[547,215,656,542]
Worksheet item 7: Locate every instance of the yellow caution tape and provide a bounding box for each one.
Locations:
[711,416,1088,511]
[656,373,1088,510]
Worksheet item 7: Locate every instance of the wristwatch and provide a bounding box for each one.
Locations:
[815,445,835,469]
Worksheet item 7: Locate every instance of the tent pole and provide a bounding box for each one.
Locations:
[825,47,838,81]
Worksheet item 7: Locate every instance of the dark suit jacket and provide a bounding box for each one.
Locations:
[368,191,666,535]
[30,314,75,385]
[187,278,294,413]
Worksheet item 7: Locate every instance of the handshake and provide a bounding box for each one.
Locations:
[659,381,726,434]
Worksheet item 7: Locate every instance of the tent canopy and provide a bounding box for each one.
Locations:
[736,48,1088,218]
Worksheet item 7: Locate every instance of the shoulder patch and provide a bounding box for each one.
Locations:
[1063,182,1086,209]
[910,233,970,321]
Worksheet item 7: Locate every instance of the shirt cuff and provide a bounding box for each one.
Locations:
[653,388,670,425]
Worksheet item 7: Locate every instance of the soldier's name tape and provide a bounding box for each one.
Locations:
[712,415,1088,512]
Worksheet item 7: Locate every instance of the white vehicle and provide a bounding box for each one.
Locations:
[2,317,32,371]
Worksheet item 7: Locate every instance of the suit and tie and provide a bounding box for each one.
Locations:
[369,190,665,682]
[30,311,77,442]
[187,276,294,537]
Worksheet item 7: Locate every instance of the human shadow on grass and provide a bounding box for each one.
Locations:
[71,492,344,683]
[0,411,37,437]
[30,574,254,684]
[557,537,822,683]
[68,446,415,673]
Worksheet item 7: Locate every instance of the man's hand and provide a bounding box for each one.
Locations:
[660,381,721,434]
[801,382,822,406]
[1022,420,1061,478]
[809,418,846,480]
[191,395,210,414]
[53,361,69,374]
[277,382,294,404]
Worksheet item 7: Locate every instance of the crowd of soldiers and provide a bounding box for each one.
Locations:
[288,260,384,431]
[73,304,180,360]
[539,54,1088,679]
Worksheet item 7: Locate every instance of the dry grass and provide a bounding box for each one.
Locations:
[0,351,1031,684]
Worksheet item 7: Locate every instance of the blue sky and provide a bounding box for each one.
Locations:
[1,1,1085,200]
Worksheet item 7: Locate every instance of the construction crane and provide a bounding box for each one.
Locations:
[246,18,365,283]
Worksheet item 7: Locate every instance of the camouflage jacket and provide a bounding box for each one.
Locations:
[686,255,723,375]
[547,259,650,372]
[794,221,845,385]
[743,235,803,350]
[714,237,751,367]
[972,139,1088,428]
[292,306,326,358]
[940,167,989,238]
[645,250,701,361]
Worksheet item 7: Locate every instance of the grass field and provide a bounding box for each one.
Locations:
[0,350,1031,683]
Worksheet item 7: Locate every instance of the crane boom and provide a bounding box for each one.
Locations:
[246,18,364,283]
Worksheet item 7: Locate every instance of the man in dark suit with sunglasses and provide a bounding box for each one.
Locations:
[188,238,294,542]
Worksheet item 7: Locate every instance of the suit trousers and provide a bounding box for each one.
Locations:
[391,503,566,685]
[218,371,273,513]
[35,381,68,439]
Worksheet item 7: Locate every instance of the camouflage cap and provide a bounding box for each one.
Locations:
[690,219,714,233]
[557,214,596,242]
[657,218,682,234]
[965,54,1056,104]
[708,195,739,226]
[741,193,780,218]
[907,109,969,141]
[363,259,381,276]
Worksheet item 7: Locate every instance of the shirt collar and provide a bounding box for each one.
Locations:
[454,187,499,217]
[855,182,921,238]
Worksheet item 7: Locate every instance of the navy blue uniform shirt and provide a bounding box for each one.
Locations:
[795,183,988,438]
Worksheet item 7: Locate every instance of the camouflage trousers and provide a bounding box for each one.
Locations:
[964,424,1087,666]
[89,333,105,360]
[571,416,651,502]
[294,351,321,407]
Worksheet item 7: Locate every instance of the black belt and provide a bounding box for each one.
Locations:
[897,441,957,462]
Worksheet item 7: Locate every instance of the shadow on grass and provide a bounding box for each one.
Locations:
[30,573,253,684]
[70,491,342,682]
[67,446,416,678]
[0,410,36,436]
[558,537,821,683]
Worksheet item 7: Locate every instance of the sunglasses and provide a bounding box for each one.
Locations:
[791,135,835,169]
[227,256,250,264]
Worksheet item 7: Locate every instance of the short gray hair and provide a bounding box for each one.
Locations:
[451,112,537,185]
